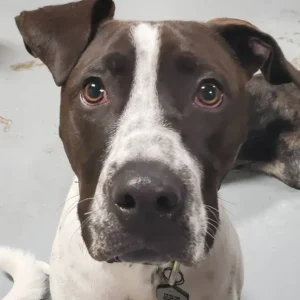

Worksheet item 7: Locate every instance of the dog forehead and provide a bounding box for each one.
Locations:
[84,20,224,63]
[69,19,242,97]
[160,21,230,57]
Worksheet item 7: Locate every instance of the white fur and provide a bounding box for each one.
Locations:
[48,23,243,300]
[0,175,242,300]
[49,178,243,300]
[0,247,49,300]
[91,22,208,263]
[0,22,243,300]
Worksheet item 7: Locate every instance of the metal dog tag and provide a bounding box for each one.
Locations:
[156,261,189,300]
[156,284,189,300]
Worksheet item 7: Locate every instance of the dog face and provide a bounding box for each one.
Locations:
[61,21,250,265]
[15,0,300,266]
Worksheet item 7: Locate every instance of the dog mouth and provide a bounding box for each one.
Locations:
[103,237,188,265]
[107,248,171,264]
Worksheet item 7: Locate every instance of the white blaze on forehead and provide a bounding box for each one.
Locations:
[119,23,162,133]
[131,22,160,101]
[104,22,166,164]
[93,23,208,263]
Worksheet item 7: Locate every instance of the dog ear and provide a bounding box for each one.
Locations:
[15,0,115,86]
[207,18,300,88]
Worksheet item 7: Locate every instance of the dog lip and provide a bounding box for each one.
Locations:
[106,245,167,264]
[105,240,146,263]
[106,257,122,263]
[114,248,171,264]
[104,237,187,264]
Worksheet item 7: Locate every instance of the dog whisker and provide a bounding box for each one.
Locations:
[207,218,219,228]
[84,211,93,216]
[204,228,216,243]
[205,205,218,213]
[219,204,234,217]
[206,202,234,218]
[206,221,219,233]
[205,205,219,220]
[59,197,95,229]
[64,197,95,219]
[218,196,237,206]
[55,192,80,213]
[68,215,92,248]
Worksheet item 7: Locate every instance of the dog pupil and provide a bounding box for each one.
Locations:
[88,83,103,99]
[201,84,216,101]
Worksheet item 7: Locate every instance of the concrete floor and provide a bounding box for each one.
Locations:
[1,0,300,299]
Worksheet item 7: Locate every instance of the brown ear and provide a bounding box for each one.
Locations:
[207,18,300,88]
[15,0,115,86]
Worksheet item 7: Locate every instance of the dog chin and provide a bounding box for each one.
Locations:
[85,229,198,266]
[106,249,169,264]
[104,247,196,266]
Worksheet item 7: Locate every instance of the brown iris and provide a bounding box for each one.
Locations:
[81,77,107,105]
[194,82,223,107]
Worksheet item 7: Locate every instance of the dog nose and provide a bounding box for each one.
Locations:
[109,162,185,225]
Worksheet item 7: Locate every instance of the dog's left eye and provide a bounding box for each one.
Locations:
[81,77,108,105]
[194,81,223,108]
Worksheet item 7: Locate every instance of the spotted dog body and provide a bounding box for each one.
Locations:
[237,75,300,188]
[1,0,300,299]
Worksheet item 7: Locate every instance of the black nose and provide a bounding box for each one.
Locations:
[108,162,185,226]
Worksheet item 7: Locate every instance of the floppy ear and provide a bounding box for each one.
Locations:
[207,18,300,88]
[15,0,115,86]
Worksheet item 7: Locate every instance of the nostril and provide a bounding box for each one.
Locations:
[115,194,136,210]
[156,194,178,213]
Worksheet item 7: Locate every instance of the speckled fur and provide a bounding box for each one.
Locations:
[49,179,243,300]
[236,73,300,189]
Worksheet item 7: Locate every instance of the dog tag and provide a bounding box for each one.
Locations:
[157,261,189,300]
[168,261,181,286]
[156,284,189,300]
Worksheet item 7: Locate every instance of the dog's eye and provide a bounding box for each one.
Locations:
[194,81,223,108]
[81,78,107,105]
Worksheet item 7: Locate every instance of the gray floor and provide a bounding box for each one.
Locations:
[1,0,300,299]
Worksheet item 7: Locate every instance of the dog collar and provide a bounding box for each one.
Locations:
[156,261,189,300]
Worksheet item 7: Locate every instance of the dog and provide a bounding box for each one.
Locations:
[1,0,300,299]
[235,74,300,189]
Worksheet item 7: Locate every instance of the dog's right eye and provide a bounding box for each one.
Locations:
[193,80,223,108]
[81,77,108,105]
